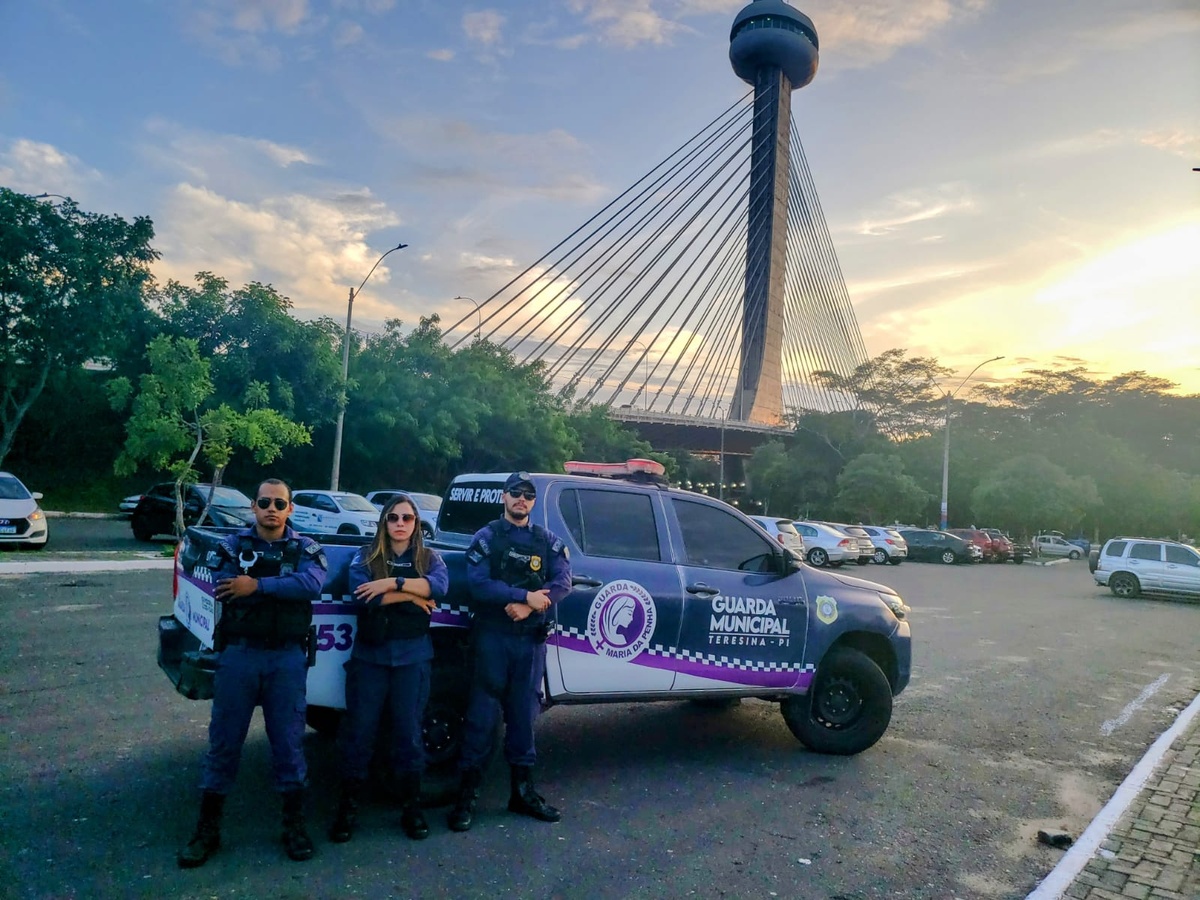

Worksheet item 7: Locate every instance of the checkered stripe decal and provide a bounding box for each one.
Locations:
[555,625,813,674]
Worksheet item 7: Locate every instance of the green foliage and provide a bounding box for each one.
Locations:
[970,454,1100,535]
[834,454,930,524]
[110,334,310,532]
[0,188,158,466]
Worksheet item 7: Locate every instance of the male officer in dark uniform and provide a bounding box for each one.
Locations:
[447,471,571,832]
[177,478,327,868]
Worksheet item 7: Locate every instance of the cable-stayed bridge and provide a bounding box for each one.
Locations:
[442,1,867,454]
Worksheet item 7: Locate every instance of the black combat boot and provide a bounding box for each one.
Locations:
[398,773,429,840]
[280,789,315,861]
[446,768,482,832]
[177,790,225,869]
[328,779,362,844]
[507,765,561,822]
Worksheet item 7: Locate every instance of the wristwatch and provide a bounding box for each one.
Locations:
[395,576,405,592]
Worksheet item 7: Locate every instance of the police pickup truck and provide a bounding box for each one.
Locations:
[159,459,912,799]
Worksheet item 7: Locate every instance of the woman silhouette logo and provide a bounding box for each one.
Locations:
[587,581,657,661]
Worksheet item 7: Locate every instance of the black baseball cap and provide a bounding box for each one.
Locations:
[503,472,535,493]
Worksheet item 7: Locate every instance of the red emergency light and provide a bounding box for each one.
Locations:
[563,458,667,483]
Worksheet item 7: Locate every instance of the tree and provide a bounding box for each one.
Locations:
[109,335,311,534]
[0,189,157,466]
[834,454,931,524]
[745,441,792,515]
[970,454,1100,537]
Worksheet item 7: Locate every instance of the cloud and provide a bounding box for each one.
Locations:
[0,138,104,198]
[427,48,455,62]
[332,21,364,47]
[463,10,505,46]
[1139,129,1200,159]
[850,182,977,236]
[155,182,407,324]
[137,122,317,190]
[1024,127,1200,162]
[567,0,686,48]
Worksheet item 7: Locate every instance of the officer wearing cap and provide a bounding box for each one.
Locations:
[177,478,327,868]
[447,471,571,832]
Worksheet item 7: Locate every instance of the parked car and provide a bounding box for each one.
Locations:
[898,529,976,565]
[0,471,49,549]
[748,515,806,559]
[130,483,255,542]
[1042,530,1091,555]
[118,494,142,516]
[1032,534,1084,560]
[1093,537,1200,600]
[946,528,997,562]
[816,522,874,566]
[857,526,907,565]
[290,490,379,536]
[981,529,1017,563]
[791,520,855,568]
[364,489,442,539]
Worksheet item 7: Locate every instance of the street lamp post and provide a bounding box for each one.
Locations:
[330,242,408,490]
[455,295,481,339]
[630,340,649,410]
[940,355,1004,530]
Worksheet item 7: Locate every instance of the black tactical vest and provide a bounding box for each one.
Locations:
[488,520,550,591]
[355,558,432,644]
[218,537,312,642]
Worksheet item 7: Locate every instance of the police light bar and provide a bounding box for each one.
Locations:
[563,458,667,480]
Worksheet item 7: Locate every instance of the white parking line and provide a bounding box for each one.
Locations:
[1100,673,1171,736]
[0,559,174,575]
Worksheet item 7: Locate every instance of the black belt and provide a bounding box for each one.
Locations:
[223,635,305,650]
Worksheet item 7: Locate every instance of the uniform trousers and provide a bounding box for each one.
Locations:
[459,629,545,770]
[201,643,308,794]
[337,656,430,781]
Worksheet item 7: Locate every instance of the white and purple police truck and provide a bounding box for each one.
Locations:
[159,460,913,799]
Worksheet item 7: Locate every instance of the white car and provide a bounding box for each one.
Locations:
[858,525,908,565]
[364,489,442,539]
[0,472,49,549]
[748,515,806,559]
[791,520,855,568]
[290,490,378,537]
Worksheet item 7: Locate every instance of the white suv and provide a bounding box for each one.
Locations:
[290,490,379,537]
[1093,537,1200,600]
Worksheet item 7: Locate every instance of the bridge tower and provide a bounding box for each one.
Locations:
[729,0,818,424]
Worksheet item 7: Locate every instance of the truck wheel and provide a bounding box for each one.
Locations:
[872,549,888,565]
[1109,572,1140,599]
[336,524,360,536]
[419,670,501,807]
[940,550,956,565]
[806,547,828,567]
[781,647,892,755]
[305,705,342,737]
[1014,555,1025,564]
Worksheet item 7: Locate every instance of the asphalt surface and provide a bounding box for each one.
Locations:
[1,549,1197,899]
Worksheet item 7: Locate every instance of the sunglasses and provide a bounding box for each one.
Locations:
[507,489,536,501]
[255,497,289,511]
[386,512,417,524]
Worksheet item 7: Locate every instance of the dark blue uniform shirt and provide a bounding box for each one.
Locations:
[215,526,327,601]
[348,546,449,666]
[465,518,571,633]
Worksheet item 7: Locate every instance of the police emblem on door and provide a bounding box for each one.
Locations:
[587,580,656,662]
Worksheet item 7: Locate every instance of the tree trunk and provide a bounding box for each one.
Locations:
[0,358,52,469]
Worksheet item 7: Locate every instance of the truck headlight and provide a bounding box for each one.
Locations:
[879,592,909,620]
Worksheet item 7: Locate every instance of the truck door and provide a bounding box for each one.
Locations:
[547,485,683,694]
[667,497,808,692]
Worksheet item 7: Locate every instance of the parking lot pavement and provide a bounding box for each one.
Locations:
[1029,692,1200,900]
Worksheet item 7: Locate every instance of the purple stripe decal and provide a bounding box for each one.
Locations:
[549,633,808,689]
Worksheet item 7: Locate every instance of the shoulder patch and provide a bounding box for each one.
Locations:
[551,538,564,554]
[303,542,322,556]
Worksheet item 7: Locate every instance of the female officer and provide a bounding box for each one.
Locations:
[329,495,448,842]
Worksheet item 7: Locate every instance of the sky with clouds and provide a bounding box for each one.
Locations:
[2,0,1198,394]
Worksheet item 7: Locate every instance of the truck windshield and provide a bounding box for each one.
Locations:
[437,481,506,539]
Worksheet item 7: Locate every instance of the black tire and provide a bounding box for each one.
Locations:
[336,524,360,536]
[1068,550,1081,560]
[421,523,435,541]
[940,550,957,565]
[1109,572,1140,599]
[1014,555,1025,565]
[305,705,343,737]
[872,548,888,565]
[781,647,893,755]
[131,516,155,542]
[418,667,501,807]
[855,558,870,566]
[807,547,828,567]
[888,557,903,566]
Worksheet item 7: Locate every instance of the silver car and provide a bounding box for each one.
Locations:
[791,520,855,568]
[859,525,908,565]
[818,522,875,566]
